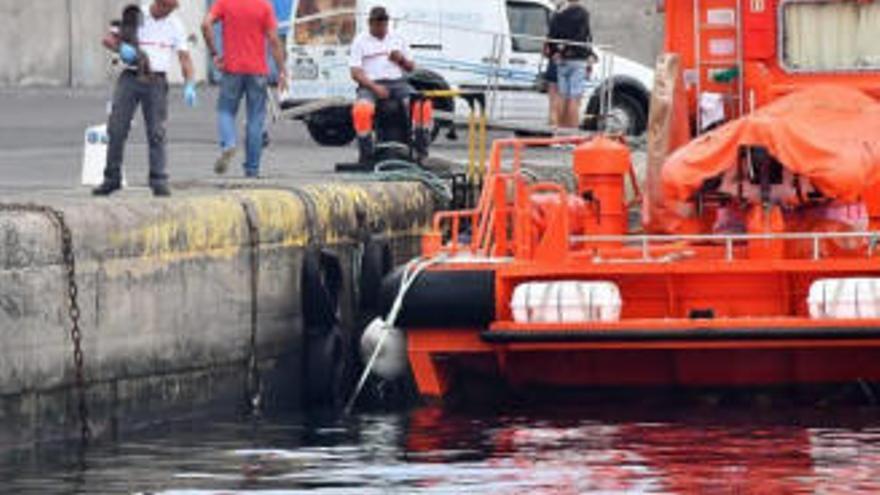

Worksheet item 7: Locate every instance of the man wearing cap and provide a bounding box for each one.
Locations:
[349,6,416,159]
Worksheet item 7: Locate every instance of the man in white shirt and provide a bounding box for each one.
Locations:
[94,0,196,197]
[349,6,416,160]
[349,6,414,102]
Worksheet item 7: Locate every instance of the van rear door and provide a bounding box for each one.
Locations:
[496,0,552,124]
[428,0,504,95]
[379,0,441,53]
[287,0,358,103]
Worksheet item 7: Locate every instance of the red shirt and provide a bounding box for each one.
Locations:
[210,0,277,75]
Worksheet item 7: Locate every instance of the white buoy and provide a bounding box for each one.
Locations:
[346,255,447,413]
[81,124,108,186]
[360,317,407,380]
[81,123,126,187]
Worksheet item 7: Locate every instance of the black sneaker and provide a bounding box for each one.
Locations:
[151,183,171,197]
[92,181,121,196]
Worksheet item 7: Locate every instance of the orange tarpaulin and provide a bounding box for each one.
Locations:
[662,85,880,205]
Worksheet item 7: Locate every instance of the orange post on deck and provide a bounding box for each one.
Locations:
[573,136,632,237]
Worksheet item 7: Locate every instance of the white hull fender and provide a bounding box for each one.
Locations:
[360,317,407,380]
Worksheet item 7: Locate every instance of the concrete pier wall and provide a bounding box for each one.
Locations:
[0,183,434,448]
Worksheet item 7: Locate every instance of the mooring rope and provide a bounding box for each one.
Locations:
[344,254,448,414]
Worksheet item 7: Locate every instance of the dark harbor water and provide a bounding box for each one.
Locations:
[4,399,880,494]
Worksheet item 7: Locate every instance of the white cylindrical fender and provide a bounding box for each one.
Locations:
[360,317,407,380]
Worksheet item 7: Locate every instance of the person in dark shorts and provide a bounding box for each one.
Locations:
[543,1,564,128]
[544,59,561,128]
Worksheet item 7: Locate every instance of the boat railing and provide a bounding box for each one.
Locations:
[431,136,880,263]
[570,231,880,262]
[431,209,481,256]
[446,139,581,256]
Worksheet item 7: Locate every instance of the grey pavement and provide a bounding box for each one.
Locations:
[0,86,579,197]
[0,85,383,194]
[0,86,658,204]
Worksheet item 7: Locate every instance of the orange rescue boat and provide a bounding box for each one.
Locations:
[383,0,880,400]
[386,85,880,400]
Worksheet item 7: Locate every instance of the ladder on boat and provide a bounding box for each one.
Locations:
[693,0,746,133]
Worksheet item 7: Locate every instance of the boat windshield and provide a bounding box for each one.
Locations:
[293,0,357,46]
[781,0,880,72]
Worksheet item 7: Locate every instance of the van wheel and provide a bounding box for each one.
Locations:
[607,92,648,136]
[585,90,648,136]
[306,108,356,146]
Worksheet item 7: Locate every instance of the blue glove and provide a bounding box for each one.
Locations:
[119,42,138,65]
[184,82,198,108]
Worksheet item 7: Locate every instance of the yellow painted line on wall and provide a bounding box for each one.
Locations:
[234,190,311,246]
[107,183,432,266]
[109,196,247,263]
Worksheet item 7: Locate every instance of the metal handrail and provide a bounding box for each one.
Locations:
[289,9,619,134]
[291,10,612,52]
[571,231,880,261]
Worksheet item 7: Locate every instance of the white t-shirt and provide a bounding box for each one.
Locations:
[349,32,411,81]
[137,3,188,74]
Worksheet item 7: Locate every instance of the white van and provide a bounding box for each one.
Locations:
[285,0,654,146]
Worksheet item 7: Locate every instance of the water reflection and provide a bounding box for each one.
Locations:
[3,402,880,494]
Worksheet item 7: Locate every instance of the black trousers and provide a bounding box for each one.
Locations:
[104,71,169,187]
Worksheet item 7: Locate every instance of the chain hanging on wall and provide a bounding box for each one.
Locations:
[239,200,262,417]
[0,203,91,443]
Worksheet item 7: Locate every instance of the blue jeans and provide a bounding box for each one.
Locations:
[217,73,268,174]
[557,60,589,99]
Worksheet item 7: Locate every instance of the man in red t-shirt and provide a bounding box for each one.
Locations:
[202,0,287,178]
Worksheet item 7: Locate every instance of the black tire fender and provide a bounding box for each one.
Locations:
[301,248,345,406]
[301,248,343,328]
[304,324,345,406]
[359,238,393,315]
